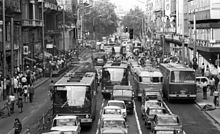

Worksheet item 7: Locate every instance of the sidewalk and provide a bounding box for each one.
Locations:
[0,77,49,117]
[195,91,220,126]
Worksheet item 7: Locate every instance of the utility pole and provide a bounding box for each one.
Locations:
[63,6,65,52]
[2,0,7,100]
[11,18,14,94]
[193,9,197,59]
[42,0,45,76]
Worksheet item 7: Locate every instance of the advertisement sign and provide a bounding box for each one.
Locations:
[165,0,171,17]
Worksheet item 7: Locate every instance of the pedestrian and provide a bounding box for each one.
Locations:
[4,100,11,116]
[23,85,28,103]
[213,90,219,107]
[14,76,19,94]
[201,79,208,99]
[16,97,23,113]
[205,65,210,77]
[49,80,54,100]
[209,76,215,96]
[13,118,22,134]
[9,93,16,114]
[21,74,27,87]
[28,84,34,103]
[201,63,205,76]
[214,75,219,91]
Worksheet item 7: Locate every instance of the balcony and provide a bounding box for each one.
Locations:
[22,19,43,27]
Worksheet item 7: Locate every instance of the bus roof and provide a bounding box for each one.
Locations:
[160,63,195,72]
[103,61,128,69]
[135,66,163,77]
[54,72,96,86]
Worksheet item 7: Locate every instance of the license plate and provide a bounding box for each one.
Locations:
[179,94,187,97]
[81,118,92,122]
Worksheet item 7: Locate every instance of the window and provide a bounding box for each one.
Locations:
[171,71,195,83]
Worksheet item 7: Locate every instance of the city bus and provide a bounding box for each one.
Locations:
[132,65,163,100]
[160,63,196,101]
[53,71,97,126]
[101,60,129,99]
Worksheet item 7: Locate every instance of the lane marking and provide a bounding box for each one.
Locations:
[96,99,105,134]
[163,101,173,114]
[134,100,142,134]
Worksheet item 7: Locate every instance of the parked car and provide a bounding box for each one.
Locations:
[107,100,127,119]
[100,114,128,134]
[151,114,182,134]
[144,106,167,128]
[196,76,210,92]
[141,100,163,119]
[112,85,134,114]
[51,115,81,134]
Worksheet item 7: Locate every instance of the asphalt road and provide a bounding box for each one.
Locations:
[165,100,220,134]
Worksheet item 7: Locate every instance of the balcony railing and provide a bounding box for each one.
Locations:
[22,19,43,27]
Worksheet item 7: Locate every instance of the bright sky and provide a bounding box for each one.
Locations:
[110,0,145,12]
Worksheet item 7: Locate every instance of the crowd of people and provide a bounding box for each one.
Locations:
[1,66,37,117]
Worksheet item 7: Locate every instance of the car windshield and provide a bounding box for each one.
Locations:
[157,116,178,125]
[53,118,77,127]
[103,120,125,128]
[156,131,174,134]
[108,102,125,109]
[146,101,161,107]
[149,109,164,115]
[104,108,121,114]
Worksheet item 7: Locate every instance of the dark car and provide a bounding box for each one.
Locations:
[112,85,134,114]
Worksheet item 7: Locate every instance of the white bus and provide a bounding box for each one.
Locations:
[132,65,163,100]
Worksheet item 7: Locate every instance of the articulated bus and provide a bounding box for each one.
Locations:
[160,63,196,101]
[101,60,129,99]
[53,71,97,126]
[133,65,163,100]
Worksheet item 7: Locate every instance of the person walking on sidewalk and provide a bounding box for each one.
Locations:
[214,75,219,91]
[213,90,219,107]
[13,118,22,134]
[201,63,205,76]
[9,93,16,114]
[209,76,215,96]
[23,85,28,103]
[201,79,208,99]
[16,97,23,113]
[28,84,34,103]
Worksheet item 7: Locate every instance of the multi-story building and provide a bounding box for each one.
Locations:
[21,0,43,68]
[0,0,22,75]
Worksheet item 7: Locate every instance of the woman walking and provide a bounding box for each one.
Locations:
[13,118,22,134]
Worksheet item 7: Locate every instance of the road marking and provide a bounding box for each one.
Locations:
[96,99,105,134]
[134,100,142,134]
[163,101,173,114]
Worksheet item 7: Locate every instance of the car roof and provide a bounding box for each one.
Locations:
[54,115,77,120]
[102,114,125,120]
[113,85,133,90]
[108,100,125,103]
[148,105,165,109]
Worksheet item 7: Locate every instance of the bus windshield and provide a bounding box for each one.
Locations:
[54,86,91,107]
[170,71,195,83]
[103,68,125,82]
[141,77,163,83]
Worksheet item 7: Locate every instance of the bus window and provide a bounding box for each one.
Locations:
[171,71,195,83]
[152,77,160,83]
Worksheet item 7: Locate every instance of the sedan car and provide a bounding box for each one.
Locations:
[51,115,81,134]
[144,106,167,128]
[107,100,127,119]
[100,114,128,134]
[102,106,123,118]
[151,114,182,134]
[196,76,210,92]
[141,100,163,119]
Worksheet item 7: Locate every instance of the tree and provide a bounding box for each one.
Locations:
[83,0,118,40]
[121,7,145,41]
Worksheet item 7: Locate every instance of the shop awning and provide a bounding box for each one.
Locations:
[24,57,36,62]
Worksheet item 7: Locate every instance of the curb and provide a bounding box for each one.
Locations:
[195,101,220,126]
